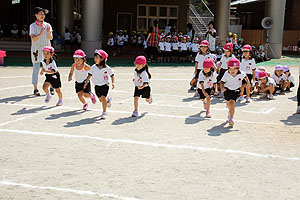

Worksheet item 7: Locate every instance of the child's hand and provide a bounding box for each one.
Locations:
[40,71,43,75]
[111,83,115,89]
[68,76,72,81]
[83,83,87,89]
[132,78,135,82]
[221,88,226,93]
[204,93,210,99]
[214,90,219,96]
[137,86,143,90]
[46,26,50,33]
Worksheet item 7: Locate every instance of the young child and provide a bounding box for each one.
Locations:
[158,36,165,62]
[132,56,152,117]
[283,66,295,91]
[191,37,200,63]
[197,59,218,118]
[84,49,115,119]
[39,45,63,106]
[164,35,172,62]
[68,49,97,110]
[186,35,192,62]
[107,32,115,56]
[239,45,256,103]
[179,36,188,62]
[220,58,250,126]
[116,30,125,55]
[171,36,179,62]
[217,43,235,96]
[272,65,287,93]
[190,40,214,93]
[258,71,276,100]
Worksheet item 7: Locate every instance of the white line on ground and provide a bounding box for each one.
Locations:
[0,180,141,200]
[0,128,299,162]
[0,102,291,126]
[0,81,72,91]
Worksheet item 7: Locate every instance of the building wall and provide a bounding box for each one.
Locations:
[284,0,300,30]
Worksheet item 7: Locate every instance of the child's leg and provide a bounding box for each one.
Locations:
[42,82,51,94]
[134,96,139,111]
[246,83,251,97]
[269,85,275,94]
[240,84,245,97]
[55,88,63,99]
[206,96,211,111]
[83,92,92,99]
[77,91,86,104]
[226,100,235,117]
[100,96,107,112]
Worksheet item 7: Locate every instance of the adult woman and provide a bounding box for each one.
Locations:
[205,21,217,53]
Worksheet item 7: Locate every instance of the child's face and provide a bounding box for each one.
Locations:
[135,64,145,70]
[194,40,198,44]
[260,77,267,84]
[243,51,250,57]
[228,67,239,75]
[35,11,46,22]
[203,67,211,73]
[224,51,231,57]
[284,71,290,76]
[275,70,283,76]
[160,38,165,42]
[200,46,208,53]
[74,57,84,65]
[94,54,103,64]
[187,38,191,42]
[167,38,171,42]
[43,50,52,60]
[181,39,186,43]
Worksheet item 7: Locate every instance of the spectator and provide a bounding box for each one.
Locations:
[186,23,195,41]
[11,24,18,40]
[21,25,29,41]
[164,22,172,35]
[64,28,71,52]
[0,25,4,40]
[205,21,217,53]
[146,20,160,62]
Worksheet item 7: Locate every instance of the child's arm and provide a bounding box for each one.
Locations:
[137,82,149,90]
[252,69,256,83]
[213,83,219,95]
[40,67,45,75]
[220,82,226,93]
[194,62,198,75]
[68,64,75,81]
[83,74,92,89]
[244,76,251,87]
[111,75,115,89]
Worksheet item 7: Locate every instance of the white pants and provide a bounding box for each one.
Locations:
[32,62,41,85]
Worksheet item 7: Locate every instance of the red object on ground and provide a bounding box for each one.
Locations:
[0,50,6,66]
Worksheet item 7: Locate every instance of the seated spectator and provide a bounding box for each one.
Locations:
[21,25,29,41]
[11,24,18,40]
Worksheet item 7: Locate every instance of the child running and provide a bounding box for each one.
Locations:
[132,56,152,117]
[40,45,63,106]
[197,59,218,118]
[84,49,115,119]
[239,44,256,103]
[220,57,250,126]
[68,49,97,110]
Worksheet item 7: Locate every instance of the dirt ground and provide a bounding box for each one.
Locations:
[0,65,299,200]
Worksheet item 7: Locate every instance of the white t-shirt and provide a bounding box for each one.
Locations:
[107,38,114,46]
[88,64,114,86]
[240,58,256,74]
[287,74,295,85]
[220,54,235,70]
[272,73,287,85]
[42,59,58,74]
[191,43,200,52]
[64,32,71,40]
[164,42,172,52]
[179,42,187,51]
[22,30,28,36]
[186,42,192,50]
[11,29,18,34]
[134,70,150,87]
[259,77,276,87]
[159,42,165,51]
[221,71,246,90]
[172,42,179,51]
[195,53,214,70]
[197,70,218,89]
[73,63,89,83]
[29,22,52,63]
[117,35,125,45]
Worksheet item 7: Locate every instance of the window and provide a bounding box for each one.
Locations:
[12,0,20,4]
[137,4,178,31]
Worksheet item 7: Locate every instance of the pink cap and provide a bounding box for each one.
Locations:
[227,57,240,68]
[94,49,108,61]
[134,56,147,65]
[203,59,214,69]
[258,71,268,79]
[283,65,290,72]
[186,35,191,39]
[200,40,209,47]
[43,45,54,53]
[182,36,186,40]
[194,37,199,41]
[224,43,233,51]
[275,65,283,71]
[242,44,252,52]
[73,49,86,58]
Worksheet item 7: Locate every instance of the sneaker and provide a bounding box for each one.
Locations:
[229,119,234,126]
[107,97,112,108]
[217,92,223,98]
[206,110,211,118]
[44,94,51,103]
[100,112,107,119]
[83,103,88,110]
[148,97,153,104]
[267,94,274,100]
[238,96,244,101]
[193,91,199,97]
[90,92,96,104]
[203,100,207,110]
[132,111,138,117]
[286,87,291,92]
[296,106,300,114]
[56,99,63,106]
[189,86,195,91]
[34,89,40,96]
[245,97,251,103]
[260,94,268,99]
[50,87,55,95]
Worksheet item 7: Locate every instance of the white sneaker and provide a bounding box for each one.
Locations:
[267,94,274,100]
[100,112,107,119]
[245,97,251,103]
[260,94,268,99]
[297,106,300,114]
[238,96,244,101]
[107,97,112,108]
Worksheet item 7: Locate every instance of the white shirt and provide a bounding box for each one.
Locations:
[172,42,179,51]
[42,59,58,74]
[88,64,114,86]
[134,70,150,87]
[287,74,295,85]
[259,77,276,87]
[186,42,192,50]
[73,63,89,83]
[195,53,214,70]
[159,42,165,51]
[221,71,246,90]
[220,54,235,70]
[197,71,218,89]
[117,35,125,45]
[272,73,287,84]
[164,42,172,52]
[179,42,187,51]
[29,22,52,63]
[107,38,114,46]
[64,32,71,40]
[240,58,256,74]
[191,43,200,52]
